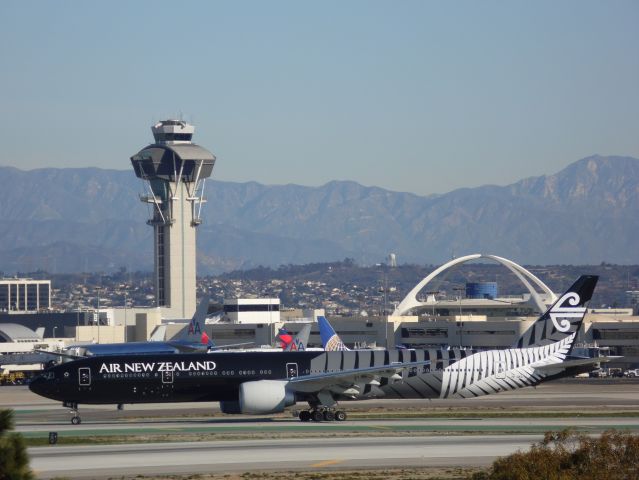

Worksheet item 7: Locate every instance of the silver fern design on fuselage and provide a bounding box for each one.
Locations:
[440,333,574,398]
[306,334,576,402]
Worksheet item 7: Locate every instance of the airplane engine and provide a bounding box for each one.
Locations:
[239,380,295,414]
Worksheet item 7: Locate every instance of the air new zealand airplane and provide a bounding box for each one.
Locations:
[30,276,600,424]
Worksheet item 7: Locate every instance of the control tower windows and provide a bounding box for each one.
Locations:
[154,133,193,142]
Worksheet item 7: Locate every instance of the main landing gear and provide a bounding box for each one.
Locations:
[298,406,347,422]
[63,402,81,425]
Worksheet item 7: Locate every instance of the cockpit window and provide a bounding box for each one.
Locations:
[42,372,54,380]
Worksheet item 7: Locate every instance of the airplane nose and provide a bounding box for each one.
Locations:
[29,375,48,396]
[29,373,59,400]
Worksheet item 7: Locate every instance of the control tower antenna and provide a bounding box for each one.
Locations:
[130,120,216,319]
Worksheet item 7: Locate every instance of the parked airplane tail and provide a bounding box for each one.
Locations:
[514,275,598,351]
[318,316,349,351]
[277,328,293,349]
[167,296,251,351]
[281,324,311,351]
[176,295,213,347]
[149,325,167,342]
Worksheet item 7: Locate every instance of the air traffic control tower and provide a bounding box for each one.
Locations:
[131,120,215,319]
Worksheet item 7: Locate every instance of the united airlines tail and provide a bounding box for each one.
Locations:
[514,275,598,351]
[318,316,349,351]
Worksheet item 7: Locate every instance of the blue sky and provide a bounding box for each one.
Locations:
[1,1,637,195]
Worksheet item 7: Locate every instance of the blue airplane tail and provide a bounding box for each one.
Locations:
[318,316,349,351]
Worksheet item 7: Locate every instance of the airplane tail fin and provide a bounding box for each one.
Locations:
[514,275,598,351]
[277,328,293,349]
[149,325,167,341]
[176,295,214,347]
[318,316,349,351]
[35,327,45,339]
[283,324,311,351]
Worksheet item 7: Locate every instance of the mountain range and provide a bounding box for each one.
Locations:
[0,155,637,274]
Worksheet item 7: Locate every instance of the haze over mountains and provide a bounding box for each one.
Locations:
[0,155,637,274]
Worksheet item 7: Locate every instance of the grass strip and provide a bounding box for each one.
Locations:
[23,423,639,446]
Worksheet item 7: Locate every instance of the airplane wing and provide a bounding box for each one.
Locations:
[165,341,254,353]
[533,356,620,374]
[161,342,207,353]
[34,349,80,359]
[209,342,254,350]
[287,360,431,393]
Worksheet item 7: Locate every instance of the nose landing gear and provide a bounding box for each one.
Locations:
[63,401,81,425]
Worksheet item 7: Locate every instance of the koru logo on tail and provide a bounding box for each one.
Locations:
[549,292,585,332]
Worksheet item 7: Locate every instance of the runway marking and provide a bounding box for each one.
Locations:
[311,459,343,468]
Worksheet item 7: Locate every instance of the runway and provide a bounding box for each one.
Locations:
[3,379,638,479]
[6,378,639,425]
[29,435,542,479]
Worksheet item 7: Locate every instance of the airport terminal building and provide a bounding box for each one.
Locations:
[2,255,639,375]
[194,255,639,368]
[0,279,51,313]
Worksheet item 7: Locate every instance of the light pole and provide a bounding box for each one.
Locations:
[75,305,79,342]
[96,288,101,344]
[383,273,388,316]
[385,319,389,349]
[452,286,465,316]
[52,326,57,338]
[124,290,128,343]
[459,292,463,348]
[453,286,464,347]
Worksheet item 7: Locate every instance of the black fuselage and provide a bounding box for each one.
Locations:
[30,351,320,404]
[29,345,582,407]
